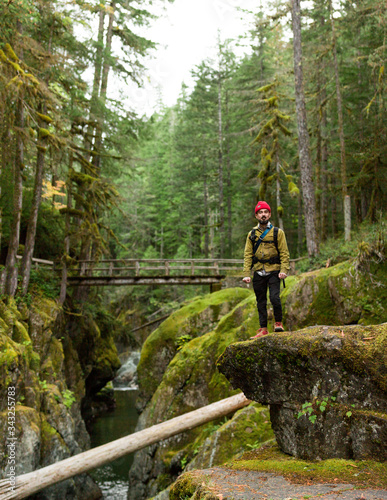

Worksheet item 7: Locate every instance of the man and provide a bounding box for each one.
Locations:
[242,201,290,339]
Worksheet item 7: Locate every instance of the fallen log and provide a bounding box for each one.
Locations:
[0,393,250,500]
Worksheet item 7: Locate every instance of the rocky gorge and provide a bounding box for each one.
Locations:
[0,252,386,499]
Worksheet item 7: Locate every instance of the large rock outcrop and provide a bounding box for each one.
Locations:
[217,323,387,461]
[0,295,120,499]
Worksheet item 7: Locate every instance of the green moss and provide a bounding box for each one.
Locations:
[282,260,387,329]
[170,471,218,500]
[13,320,30,343]
[230,443,387,489]
[137,288,252,401]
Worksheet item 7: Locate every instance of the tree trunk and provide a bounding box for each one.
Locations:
[217,72,224,258]
[330,172,338,236]
[329,0,351,240]
[291,0,319,257]
[59,158,72,305]
[92,1,115,171]
[276,152,284,230]
[225,90,232,257]
[209,211,215,259]
[320,88,329,242]
[203,158,209,258]
[297,193,303,257]
[1,22,25,296]
[20,106,48,294]
[85,5,106,160]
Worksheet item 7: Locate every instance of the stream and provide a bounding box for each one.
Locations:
[89,352,140,499]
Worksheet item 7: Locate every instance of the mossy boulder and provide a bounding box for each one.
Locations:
[186,403,273,471]
[136,288,252,410]
[129,291,263,500]
[283,260,387,330]
[217,323,387,461]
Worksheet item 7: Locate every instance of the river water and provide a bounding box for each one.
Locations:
[89,389,139,499]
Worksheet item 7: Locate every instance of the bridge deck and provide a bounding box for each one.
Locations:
[67,275,226,286]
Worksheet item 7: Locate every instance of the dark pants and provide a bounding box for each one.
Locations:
[252,271,282,328]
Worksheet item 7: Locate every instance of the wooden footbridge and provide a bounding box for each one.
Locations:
[23,256,301,291]
[0,394,250,500]
[64,258,244,287]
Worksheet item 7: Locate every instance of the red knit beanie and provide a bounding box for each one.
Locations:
[255,201,271,214]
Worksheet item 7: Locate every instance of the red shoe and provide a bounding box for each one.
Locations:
[274,322,284,332]
[250,328,268,339]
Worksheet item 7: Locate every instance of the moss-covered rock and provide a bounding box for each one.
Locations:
[0,296,104,499]
[136,288,252,410]
[283,260,387,329]
[129,290,261,500]
[186,403,273,471]
[217,324,387,461]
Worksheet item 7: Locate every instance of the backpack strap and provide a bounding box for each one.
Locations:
[273,226,279,258]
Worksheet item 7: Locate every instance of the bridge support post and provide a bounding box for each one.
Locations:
[210,282,222,293]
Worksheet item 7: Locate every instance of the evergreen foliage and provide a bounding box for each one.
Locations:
[0,0,385,300]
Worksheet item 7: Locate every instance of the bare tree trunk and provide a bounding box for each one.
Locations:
[59,155,73,305]
[203,158,209,258]
[320,89,329,242]
[330,172,338,236]
[225,90,232,257]
[209,211,215,259]
[276,152,284,230]
[217,72,224,258]
[85,4,106,160]
[92,0,115,171]
[297,193,303,257]
[329,0,351,241]
[291,0,319,257]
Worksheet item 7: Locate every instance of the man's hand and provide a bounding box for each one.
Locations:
[278,273,287,279]
[242,277,251,283]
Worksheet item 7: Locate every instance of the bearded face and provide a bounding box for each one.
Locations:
[255,209,271,225]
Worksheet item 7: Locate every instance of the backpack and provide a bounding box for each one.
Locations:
[249,226,280,268]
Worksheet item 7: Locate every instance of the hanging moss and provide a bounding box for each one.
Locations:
[36,112,53,123]
[5,43,19,62]
[257,82,276,93]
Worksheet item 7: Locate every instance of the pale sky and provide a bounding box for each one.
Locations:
[122,0,259,115]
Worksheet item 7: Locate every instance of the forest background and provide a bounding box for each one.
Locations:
[0,0,385,313]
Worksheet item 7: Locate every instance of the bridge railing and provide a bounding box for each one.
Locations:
[72,259,244,277]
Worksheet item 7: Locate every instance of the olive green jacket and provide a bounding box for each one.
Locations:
[243,223,290,275]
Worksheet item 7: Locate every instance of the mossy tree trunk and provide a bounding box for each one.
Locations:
[1,22,25,296]
[20,107,48,294]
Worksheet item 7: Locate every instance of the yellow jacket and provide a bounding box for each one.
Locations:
[243,223,290,275]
